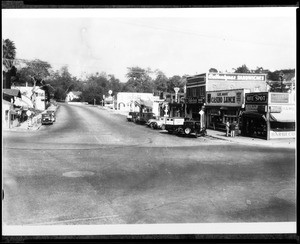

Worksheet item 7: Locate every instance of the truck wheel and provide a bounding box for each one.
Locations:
[184,127,191,135]
[161,124,166,130]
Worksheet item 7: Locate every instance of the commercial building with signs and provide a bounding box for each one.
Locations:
[185,72,268,121]
[206,89,250,131]
[241,91,295,140]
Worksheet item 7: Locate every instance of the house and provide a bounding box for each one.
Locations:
[2,89,22,129]
[66,91,82,102]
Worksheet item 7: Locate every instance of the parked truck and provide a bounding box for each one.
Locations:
[162,117,187,134]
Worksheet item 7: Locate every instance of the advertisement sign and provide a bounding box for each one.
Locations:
[207,73,266,81]
[206,89,244,107]
[245,93,268,104]
[270,131,296,139]
[270,93,289,104]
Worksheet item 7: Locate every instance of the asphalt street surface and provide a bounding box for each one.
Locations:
[2,103,296,225]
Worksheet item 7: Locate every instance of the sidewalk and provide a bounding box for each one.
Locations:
[4,105,59,132]
[206,129,296,149]
[99,107,296,149]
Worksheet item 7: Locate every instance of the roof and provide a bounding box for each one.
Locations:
[71,91,82,96]
[3,89,21,98]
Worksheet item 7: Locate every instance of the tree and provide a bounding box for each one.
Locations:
[167,75,185,93]
[123,66,154,93]
[3,39,16,69]
[3,39,17,88]
[18,59,52,87]
[209,68,218,73]
[153,70,168,92]
[47,66,80,101]
[234,64,250,73]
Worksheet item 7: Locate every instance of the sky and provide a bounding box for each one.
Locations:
[2,8,297,83]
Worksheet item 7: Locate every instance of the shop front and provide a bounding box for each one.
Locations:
[241,92,295,140]
[185,97,205,120]
[206,89,249,131]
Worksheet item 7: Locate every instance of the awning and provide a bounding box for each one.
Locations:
[270,111,295,122]
[242,111,267,121]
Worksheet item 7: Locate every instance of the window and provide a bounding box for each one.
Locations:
[200,86,205,96]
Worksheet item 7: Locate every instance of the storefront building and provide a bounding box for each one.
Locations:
[206,89,250,131]
[185,72,268,121]
[241,92,295,140]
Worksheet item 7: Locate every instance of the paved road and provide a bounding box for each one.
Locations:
[2,103,296,225]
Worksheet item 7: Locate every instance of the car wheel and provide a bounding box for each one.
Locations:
[184,127,191,135]
[150,123,154,129]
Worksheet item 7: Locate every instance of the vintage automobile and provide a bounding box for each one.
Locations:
[46,110,56,122]
[135,112,155,125]
[162,117,187,134]
[41,113,53,125]
[127,111,139,122]
[146,116,165,129]
[182,120,207,137]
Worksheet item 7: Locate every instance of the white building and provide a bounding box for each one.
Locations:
[13,85,45,111]
[66,91,82,102]
[116,92,161,116]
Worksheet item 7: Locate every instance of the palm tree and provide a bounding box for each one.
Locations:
[3,39,16,70]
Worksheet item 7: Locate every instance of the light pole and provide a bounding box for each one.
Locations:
[174,87,180,103]
[94,98,96,106]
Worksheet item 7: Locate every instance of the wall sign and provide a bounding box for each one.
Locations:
[245,104,267,112]
[206,90,244,106]
[207,73,266,81]
[245,93,268,104]
[270,93,289,103]
[186,97,205,104]
[270,131,295,139]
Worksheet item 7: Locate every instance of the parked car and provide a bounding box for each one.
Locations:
[47,110,56,122]
[135,112,156,125]
[146,116,165,129]
[162,117,186,134]
[41,113,53,125]
[182,120,207,137]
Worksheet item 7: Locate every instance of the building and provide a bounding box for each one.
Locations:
[116,92,153,111]
[2,89,22,129]
[205,89,250,131]
[13,85,48,111]
[66,91,82,102]
[185,72,268,120]
[241,91,296,140]
[158,92,185,117]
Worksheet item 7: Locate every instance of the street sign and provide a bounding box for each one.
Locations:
[199,110,204,115]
